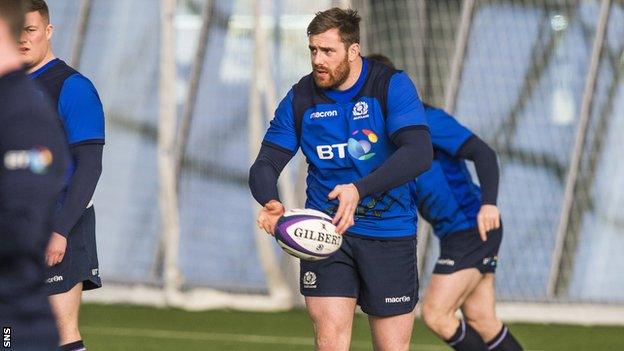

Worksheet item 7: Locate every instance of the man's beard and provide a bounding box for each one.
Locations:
[313,55,350,89]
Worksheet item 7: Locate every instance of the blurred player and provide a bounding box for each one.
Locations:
[19,1,105,350]
[249,8,432,351]
[368,54,523,351]
[0,0,68,349]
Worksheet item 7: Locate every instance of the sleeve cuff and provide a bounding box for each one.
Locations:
[53,226,70,238]
[481,198,498,206]
[354,181,368,199]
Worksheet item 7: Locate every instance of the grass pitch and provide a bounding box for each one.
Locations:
[80,303,624,350]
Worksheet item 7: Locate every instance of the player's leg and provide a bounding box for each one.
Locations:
[368,310,416,351]
[460,273,501,340]
[421,269,487,350]
[305,296,357,351]
[461,276,523,351]
[48,282,84,349]
[47,208,99,351]
[301,236,359,351]
[422,228,505,350]
[356,236,418,351]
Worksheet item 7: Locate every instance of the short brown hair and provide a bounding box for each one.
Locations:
[307,7,360,47]
[24,0,49,22]
[0,0,25,40]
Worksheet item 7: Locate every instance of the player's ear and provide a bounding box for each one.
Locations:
[348,43,360,62]
[45,24,54,40]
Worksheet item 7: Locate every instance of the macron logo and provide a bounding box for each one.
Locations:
[437,259,455,266]
[310,110,338,119]
[45,275,64,284]
[385,296,411,304]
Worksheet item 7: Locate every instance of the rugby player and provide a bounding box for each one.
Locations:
[19,1,105,350]
[367,53,523,351]
[249,9,433,351]
[0,0,68,349]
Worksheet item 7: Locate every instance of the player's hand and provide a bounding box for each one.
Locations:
[476,204,501,241]
[328,183,360,235]
[257,200,285,236]
[45,232,67,267]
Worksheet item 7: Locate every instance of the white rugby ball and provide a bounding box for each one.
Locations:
[275,208,342,261]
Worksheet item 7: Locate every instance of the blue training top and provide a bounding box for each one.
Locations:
[264,58,428,238]
[30,59,105,146]
[29,59,105,203]
[410,105,482,238]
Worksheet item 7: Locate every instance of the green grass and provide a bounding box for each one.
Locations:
[79,303,624,350]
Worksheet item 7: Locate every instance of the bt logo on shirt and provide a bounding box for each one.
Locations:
[316,143,348,159]
[316,129,379,161]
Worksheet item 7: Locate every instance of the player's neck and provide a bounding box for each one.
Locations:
[26,50,56,74]
[0,42,23,78]
[334,56,363,91]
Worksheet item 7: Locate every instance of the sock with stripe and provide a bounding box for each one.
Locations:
[445,319,488,351]
[59,340,86,351]
[486,325,523,351]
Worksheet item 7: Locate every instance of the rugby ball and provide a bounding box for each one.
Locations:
[275,208,342,261]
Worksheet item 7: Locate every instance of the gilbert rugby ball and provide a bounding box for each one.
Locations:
[275,208,342,261]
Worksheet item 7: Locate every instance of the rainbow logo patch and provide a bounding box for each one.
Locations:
[347,129,378,160]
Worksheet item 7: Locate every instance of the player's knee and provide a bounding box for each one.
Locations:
[309,311,351,346]
[421,301,452,333]
[462,302,496,324]
[313,317,351,336]
[313,319,351,351]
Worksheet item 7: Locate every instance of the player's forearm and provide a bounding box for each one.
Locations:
[54,144,103,237]
[457,136,499,205]
[355,128,432,198]
[249,142,294,206]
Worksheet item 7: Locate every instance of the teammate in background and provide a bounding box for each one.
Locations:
[0,1,68,349]
[368,53,524,351]
[249,9,432,351]
[19,1,105,350]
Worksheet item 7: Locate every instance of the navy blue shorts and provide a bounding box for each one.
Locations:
[44,206,102,295]
[300,233,418,317]
[433,226,502,275]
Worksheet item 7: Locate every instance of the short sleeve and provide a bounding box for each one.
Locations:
[426,106,473,156]
[58,74,105,145]
[385,72,428,137]
[262,89,298,153]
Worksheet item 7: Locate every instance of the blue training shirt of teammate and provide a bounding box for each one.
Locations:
[264,58,427,238]
[29,58,105,201]
[411,105,482,238]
